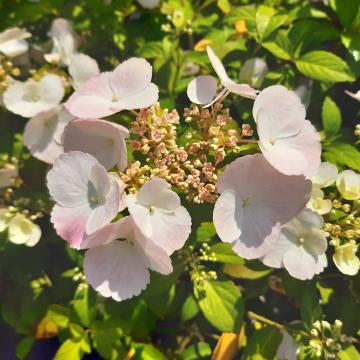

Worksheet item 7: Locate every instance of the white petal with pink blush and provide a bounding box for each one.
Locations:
[254,85,321,177]
[68,53,100,88]
[23,105,74,164]
[206,46,258,102]
[0,27,31,57]
[3,74,64,118]
[213,154,311,260]
[47,151,125,248]
[62,118,129,170]
[262,208,328,280]
[83,216,173,301]
[65,57,159,118]
[126,178,192,255]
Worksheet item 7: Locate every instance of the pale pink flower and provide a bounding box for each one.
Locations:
[253,85,321,177]
[82,215,173,301]
[47,151,125,248]
[68,53,100,88]
[65,58,159,118]
[126,178,192,255]
[276,331,300,360]
[45,18,77,65]
[213,154,311,259]
[262,209,327,280]
[187,75,218,105]
[62,118,129,170]
[23,105,74,164]
[3,74,64,118]
[0,27,31,57]
[206,46,258,102]
[311,161,338,188]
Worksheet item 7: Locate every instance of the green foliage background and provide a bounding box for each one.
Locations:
[0,0,360,359]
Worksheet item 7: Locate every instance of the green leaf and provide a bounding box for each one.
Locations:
[46,305,70,329]
[54,335,91,360]
[322,97,342,138]
[262,30,293,60]
[196,222,217,243]
[256,6,287,42]
[295,51,355,83]
[243,327,282,359]
[342,32,360,62]
[324,143,360,172]
[194,279,244,332]
[178,342,212,360]
[330,0,360,30]
[15,337,35,360]
[300,283,322,331]
[217,0,231,14]
[223,263,272,279]
[133,343,167,360]
[209,243,245,265]
[338,345,360,360]
[91,319,127,360]
[180,294,199,322]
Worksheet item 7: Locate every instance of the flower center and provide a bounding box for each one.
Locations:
[149,205,156,214]
[269,138,277,146]
[298,237,305,244]
[242,197,250,208]
[90,194,105,206]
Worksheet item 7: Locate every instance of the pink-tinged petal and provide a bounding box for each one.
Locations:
[126,194,152,237]
[84,241,150,301]
[206,46,230,84]
[69,53,100,88]
[108,173,126,212]
[47,151,99,207]
[232,224,280,260]
[283,245,324,280]
[51,203,90,248]
[222,80,258,99]
[253,85,306,124]
[63,118,129,170]
[214,154,311,259]
[80,216,133,249]
[112,83,159,111]
[40,74,65,105]
[134,227,173,274]
[147,205,192,255]
[65,72,113,118]
[258,117,321,177]
[213,190,241,243]
[262,233,292,268]
[85,165,119,234]
[137,178,180,210]
[110,57,152,97]
[23,109,62,164]
[187,75,217,105]
[203,87,228,108]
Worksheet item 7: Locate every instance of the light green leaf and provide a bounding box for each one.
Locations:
[54,336,90,360]
[330,0,360,30]
[178,342,212,360]
[180,294,200,322]
[338,345,360,360]
[133,343,167,360]
[46,305,70,329]
[324,143,360,172]
[295,51,355,83]
[196,222,217,243]
[209,243,245,265]
[256,6,287,41]
[322,97,342,138]
[262,30,293,60]
[342,32,360,62]
[217,0,231,14]
[243,327,282,360]
[194,279,244,332]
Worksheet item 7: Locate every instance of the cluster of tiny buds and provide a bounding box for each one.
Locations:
[324,213,360,242]
[71,267,86,283]
[331,199,351,213]
[309,320,352,358]
[0,59,21,92]
[355,124,360,138]
[191,269,217,286]
[197,243,217,262]
[3,206,43,222]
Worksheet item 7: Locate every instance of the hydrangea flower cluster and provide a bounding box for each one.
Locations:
[1,18,359,305]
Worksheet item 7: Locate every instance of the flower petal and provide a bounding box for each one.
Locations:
[84,241,150,301]
[69,53,100,88]
[187,75,217,105]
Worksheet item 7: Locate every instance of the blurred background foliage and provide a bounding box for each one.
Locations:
[0,0,360,359]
